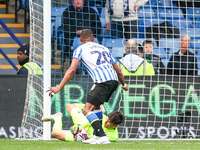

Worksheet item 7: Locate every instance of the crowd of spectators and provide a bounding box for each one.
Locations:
[57,0,199,76]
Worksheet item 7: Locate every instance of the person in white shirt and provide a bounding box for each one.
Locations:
[47,29,129,144]
[105,0,149,39]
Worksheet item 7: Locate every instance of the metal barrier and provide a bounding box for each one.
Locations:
[0,18,24,71]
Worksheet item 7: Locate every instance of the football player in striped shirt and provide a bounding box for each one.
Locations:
[47,29,129,144]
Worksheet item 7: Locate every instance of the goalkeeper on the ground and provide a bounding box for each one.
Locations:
[42,103,124,142]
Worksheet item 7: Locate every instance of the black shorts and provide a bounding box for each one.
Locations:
[87,80,119,107]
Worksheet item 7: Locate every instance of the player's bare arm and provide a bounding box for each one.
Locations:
[113,63,129,91]
[46,59,80,95]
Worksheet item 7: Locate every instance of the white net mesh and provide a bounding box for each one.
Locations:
[19,0,44,139]
[20,0,200,140]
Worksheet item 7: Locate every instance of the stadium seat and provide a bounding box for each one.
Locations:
[157,0,172,7]
[51,7,66,17]
[159,38,180,49]
[20,0,29,9]
[139,18,165,33]
[168,18,194,28]
[168,48,180,55]
[180,28,200,38]
[132,38,157,48]
[195,18,200,28]
[111,47,125,58]
[138,7,156,18]
[190,38,200,50]
[159,8,184,19]
[102,38,126,48]
[187,8,200,19]
[144,0,158,8]
[153,48,168,62]
[138,18,165,38]
[51,7,66,36]
[73,37,99,50]
[153,48,166,56]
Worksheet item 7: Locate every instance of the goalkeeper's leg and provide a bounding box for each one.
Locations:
[42,112,74,141]
[66,104,89,127]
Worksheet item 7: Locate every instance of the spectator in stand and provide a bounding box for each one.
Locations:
[62,0,101,70]
[167,35,197,76]
[17,44,42,75]
[142,40,166,74]
[118,39,155,76]
[105,0,149,39]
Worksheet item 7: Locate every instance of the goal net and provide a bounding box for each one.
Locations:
[19,0,44,139]
[19,0,200,140]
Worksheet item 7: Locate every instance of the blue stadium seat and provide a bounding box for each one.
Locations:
[102,38,126,48]
[159,8,184,19]
[159,38,180,50]
[51,7,67,36]
[138,7,156,18]
[20,0,29,9]
[153,48,167,60]
[111,47,125,58]
[168,48,180,54]
[180,28,200,38]
[132,38,157,48]
[144,0,158,8]
[139,18,165,32]
[73,37,99,50]
[157,0,172,7]
[51,7,66,17]
[187,8,200,19]
[190,38,200,49]
[139,18,165,38]
[195,18,200,28]
[168,18,194,28]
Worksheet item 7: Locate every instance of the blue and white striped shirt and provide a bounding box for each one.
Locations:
[73,42,118,83]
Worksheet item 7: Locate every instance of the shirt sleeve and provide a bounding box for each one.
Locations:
[110,52,117,64]
[73,47,82,60]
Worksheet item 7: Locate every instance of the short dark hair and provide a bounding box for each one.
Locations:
[81,29,93,39]
[108,111,124,125]
[143,40,153,46]
[137,43,143,54]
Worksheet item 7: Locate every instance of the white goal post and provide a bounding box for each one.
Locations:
[19,0,51,140]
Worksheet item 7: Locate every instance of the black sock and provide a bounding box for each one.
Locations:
[91,120,105,137]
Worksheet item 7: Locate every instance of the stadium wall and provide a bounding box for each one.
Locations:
[1,75,200,139]
[0,75,27,138]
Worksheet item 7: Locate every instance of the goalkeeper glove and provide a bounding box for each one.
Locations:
[70,124,82,135]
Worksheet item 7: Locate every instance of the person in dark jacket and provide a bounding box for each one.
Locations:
[167,35,197,76]
[62,0,101,66]
[142,40,166,74]
[17,44,42,75]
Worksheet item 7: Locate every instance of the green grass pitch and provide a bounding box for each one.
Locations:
[1,139,200,150]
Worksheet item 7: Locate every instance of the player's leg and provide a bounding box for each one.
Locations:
[66,103,90,128]
[42,112,74,141]
[83,80,119,144]
[82,81,118,144]
[83,102,104,136]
